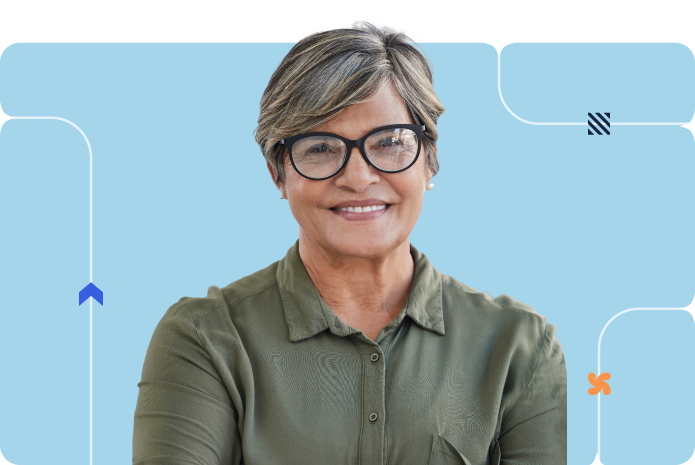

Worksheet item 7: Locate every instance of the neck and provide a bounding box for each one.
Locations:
[298,229,415,339]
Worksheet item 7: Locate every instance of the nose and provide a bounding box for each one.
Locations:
[334,146,381,192]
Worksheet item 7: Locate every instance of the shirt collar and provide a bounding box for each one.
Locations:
[276,240,445,342]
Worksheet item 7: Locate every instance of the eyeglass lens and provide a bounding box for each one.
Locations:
[291,127,419,179]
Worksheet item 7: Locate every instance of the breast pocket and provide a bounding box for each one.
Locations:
[428,435,472,465]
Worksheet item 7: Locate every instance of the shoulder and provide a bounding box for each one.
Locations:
[439,272,552,349]
[441,272,546,321]
[438,271,563,396]
[155,260,281,337]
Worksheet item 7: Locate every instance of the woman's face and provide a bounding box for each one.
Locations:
[272,81,434,259]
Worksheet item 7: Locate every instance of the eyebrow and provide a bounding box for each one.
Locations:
[306,123,413,138]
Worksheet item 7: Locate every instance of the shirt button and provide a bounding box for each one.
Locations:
[369,412,378,422]
[370,353,379,362]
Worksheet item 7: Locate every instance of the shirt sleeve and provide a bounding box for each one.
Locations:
[496,322,567,465]
[133,303,241,465]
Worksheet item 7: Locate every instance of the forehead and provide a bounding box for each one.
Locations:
[313,81,414,139]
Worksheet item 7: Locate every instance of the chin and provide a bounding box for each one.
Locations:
[328,236,401,259]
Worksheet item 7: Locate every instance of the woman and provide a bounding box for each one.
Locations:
[133,22,567,465]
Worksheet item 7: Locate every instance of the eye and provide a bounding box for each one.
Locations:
[377,137,401,147]
[306,143,337,154]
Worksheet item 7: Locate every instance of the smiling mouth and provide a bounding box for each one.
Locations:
[331,204,389,213]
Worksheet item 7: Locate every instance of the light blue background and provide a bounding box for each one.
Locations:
[0,43,694,465]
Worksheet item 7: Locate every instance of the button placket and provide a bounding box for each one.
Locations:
[354,340,387,464]
[367,350,384,425]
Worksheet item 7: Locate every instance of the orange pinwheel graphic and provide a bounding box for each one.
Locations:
[588,372,611,395]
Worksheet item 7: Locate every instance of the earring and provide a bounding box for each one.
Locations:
[426,182,434,191]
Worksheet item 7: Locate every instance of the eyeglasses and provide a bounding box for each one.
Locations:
[280,124,425,181]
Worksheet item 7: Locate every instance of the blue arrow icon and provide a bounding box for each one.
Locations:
[79,282,103,305]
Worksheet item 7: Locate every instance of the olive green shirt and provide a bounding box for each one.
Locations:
[133,241,567,465]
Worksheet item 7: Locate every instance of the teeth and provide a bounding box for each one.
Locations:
[338,205,387,212]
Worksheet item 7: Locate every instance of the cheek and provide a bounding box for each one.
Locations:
[391,170,426,202]
[285,171,328,219]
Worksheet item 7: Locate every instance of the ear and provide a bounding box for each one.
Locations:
[267,161,283,190]
[426,145,436,182]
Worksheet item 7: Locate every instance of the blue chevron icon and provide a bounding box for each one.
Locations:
[79,282,103,305]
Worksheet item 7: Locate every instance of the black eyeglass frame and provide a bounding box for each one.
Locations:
[280,123,426,181]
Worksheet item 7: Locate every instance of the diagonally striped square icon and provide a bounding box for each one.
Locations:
[588,112,611,135]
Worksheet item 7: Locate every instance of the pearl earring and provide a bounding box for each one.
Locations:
[426,182,434,191]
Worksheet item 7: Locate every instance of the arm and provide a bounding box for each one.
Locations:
[496,323,567,465]
[133,303,241,465]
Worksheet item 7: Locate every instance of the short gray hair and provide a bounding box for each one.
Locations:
[253,21,445,185]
